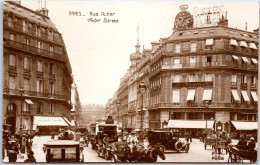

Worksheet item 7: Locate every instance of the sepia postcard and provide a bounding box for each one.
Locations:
[2,0,259,163]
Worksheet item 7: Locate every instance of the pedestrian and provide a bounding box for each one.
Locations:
[21,135,27,153]
[24,150,36,162]
[51,130,55,140]
[247,137,256,151]
[185,132,189,143]
[237,136,247,149]
[189,131,192,143]
[8,139,19,162]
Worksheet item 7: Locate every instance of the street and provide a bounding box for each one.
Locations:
[3,136,253,163]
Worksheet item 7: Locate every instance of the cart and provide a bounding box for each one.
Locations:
[204,133,217,150]
[227,144,257,163]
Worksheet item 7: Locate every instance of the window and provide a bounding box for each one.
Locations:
[50,63,54,76]
[10,34,15,41]
[50,46,54,53]
[23,101,29,112]
[205,39,214,50]
[206,56,212,66]
[189,57,195,67]
[50,103,54,114]
[37,102,43,114]
[165,43,173,52]
[24,57,29,70]
[9,76,15,89]
[36,80,43,93]
[9,55,16,67]
[24,78,29,91]
[48,30,54,40]
[241,75,247,84]
[173,57,180,65]
[37,61,43,72]
[36,26,41,36]
[172,89,180,103]
[22,21,28,32]
[205,73,212,82]
[191,42,196,52]
[50,82,54,96]
[251,76,256,87]
[175,44,181,53]
[231,75,237,85]
[173,75,181,83]
[188,74,195,82]
[37,41,43,49]
[25,38,30,46]
[7,17,13,27]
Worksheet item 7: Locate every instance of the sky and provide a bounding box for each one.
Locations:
[20,1,259,106]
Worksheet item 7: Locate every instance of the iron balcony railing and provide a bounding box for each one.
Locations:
[4,88,71,101]
[148,102,257,109]
[4,40,66,62]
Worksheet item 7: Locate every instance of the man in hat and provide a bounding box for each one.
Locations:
[247,137,256,151]
[237,135,247,149]
[24,150,36,162]
[8,139,19,162]
[127,131,138,153]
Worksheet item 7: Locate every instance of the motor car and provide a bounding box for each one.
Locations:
[148,130,189,153]
[43,140,84,162]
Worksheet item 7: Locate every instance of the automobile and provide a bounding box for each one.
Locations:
[148,130,189,153]
[43,140,84,162]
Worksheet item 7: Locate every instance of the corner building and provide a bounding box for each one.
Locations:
[3,1,73,134]
[148,8,258,135]
[108,6,258,137]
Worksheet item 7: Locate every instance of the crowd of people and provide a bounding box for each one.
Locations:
[2,131,36,162]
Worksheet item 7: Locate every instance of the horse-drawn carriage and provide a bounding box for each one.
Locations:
[227,144,257,163]
[148,130,189,153]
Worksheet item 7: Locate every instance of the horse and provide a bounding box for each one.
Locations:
[137,143,165,162]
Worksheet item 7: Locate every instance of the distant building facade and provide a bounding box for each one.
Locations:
[71,80,82,127]
[81,104,105,126]
[3,1,73,133]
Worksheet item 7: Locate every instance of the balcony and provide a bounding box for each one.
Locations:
[36,71,43,76]
[36,111,43,114]
[172,81,213,87]
[3,88,71,102]
[23,68,30,74]
[4,40,66,62]
[148,102,257,109]
[49,73,55,79]
[241,83,247,88]
[22,111,30,115]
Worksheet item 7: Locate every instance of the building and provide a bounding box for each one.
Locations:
[81,104,106,127]
[107,5,258,136]
[3,1,73,134]
[71,80,82,127]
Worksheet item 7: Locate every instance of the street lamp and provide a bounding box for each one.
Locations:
[205,101,209,129]
[116,101,121,125]
[138,82,147,130]
[19,88,24,132]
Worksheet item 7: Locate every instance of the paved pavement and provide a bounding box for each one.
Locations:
[2,136,255,163]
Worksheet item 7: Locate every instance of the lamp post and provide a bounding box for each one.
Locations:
[138,82,147,130]
[116,101,121,125]
[205,101,209,129]
[19,88,24,132]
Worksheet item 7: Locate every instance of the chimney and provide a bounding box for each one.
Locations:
[36,0,49,17]
[253,28,259,34]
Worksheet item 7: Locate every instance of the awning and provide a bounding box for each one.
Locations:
[187,89,196,101]
[232,55,239,60]
[251,58,258,64]
[249,43,257,49]
[240,41,248,47]
[168,120,215,129]
[231,121,258,130]
[242,57,249,63]
[202,89,213,100]
[251,91,258,102]
[231,89,240,101]
[241,90,250,102]
[33,116,69,129]
[206,39,214,46]
[63,117,72,126]
[230,39,238,46]
[25,99,33,104]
